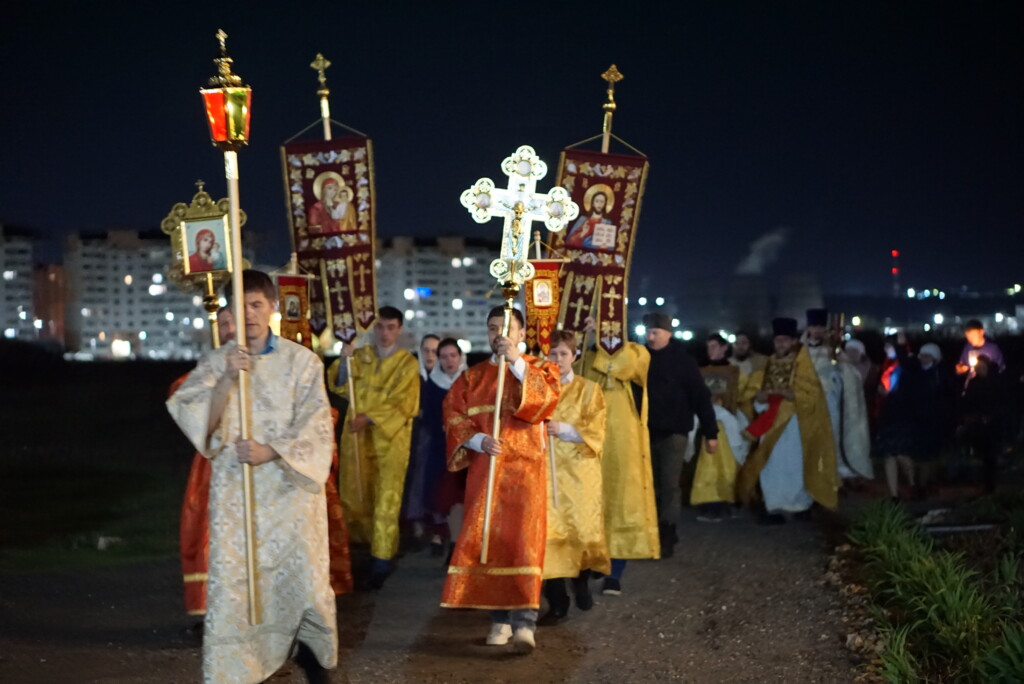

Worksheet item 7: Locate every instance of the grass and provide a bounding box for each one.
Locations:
[0,360,194,573]
[849,500,1024,682]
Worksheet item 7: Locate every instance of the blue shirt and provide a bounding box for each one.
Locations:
[958,339,1004,372]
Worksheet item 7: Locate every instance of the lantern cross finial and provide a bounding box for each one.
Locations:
[216,29,228,56]
[460,146,579,289]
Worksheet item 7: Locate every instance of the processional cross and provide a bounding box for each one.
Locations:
[459,145,579,564]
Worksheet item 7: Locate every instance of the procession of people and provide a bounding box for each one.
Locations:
[164,266,1017,683]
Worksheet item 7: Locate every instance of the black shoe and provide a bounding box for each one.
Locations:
[294,642,331,684]
[536,608,569,626]
[430,541,444,557]
[757,513,786,526]
[572,571,594,611]
[601,577,622,596]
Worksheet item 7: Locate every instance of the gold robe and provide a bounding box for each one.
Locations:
[543,374,611,579]
[691,421,739,505]
[441,355,560,610]
[581,343,660,560]
[736,345,838,510]
[167,338,337,684]
[327,346,420,560]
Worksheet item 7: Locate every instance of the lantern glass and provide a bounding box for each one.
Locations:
[200,86,252,144]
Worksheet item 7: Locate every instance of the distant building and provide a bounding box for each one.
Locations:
[33,264,66,344]
[64,230,204,359]
[0,225,36,340]
[375,236,499,352]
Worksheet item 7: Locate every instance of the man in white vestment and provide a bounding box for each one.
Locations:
[167,270,337,684]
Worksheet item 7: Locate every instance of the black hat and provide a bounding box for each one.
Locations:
[643,312,673,331]
[806,308,828,327]
[772,317,799,338]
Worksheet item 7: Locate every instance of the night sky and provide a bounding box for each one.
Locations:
[2,1,1022,296]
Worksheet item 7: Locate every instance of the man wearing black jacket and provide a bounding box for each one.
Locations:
[643,313,719,557]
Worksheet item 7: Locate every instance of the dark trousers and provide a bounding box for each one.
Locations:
[650,433,689,525]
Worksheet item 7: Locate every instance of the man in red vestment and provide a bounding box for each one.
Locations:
[440,306,560,654]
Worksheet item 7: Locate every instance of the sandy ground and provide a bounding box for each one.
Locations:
[0,509,857,684]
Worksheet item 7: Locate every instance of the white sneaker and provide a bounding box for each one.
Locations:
[486,623,512,646]
[512,627,536,654]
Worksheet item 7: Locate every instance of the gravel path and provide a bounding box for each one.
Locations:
[0,510,856,683]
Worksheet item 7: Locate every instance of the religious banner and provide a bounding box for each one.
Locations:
[281,137,377,342]
[275,274,312,349]
[524,259,563,356]
[548,148,649,354]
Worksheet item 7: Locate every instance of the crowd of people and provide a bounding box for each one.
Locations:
[165,270,1018,683]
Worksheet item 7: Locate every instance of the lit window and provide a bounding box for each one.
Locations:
[124,274,133,285]
[193,318,204,330]
[404,288,415,300]
[139,331,148,340]
[152,273,163,284]
[3,328,15,338]
[405,309,415,320]
[2,270,14,281]
[655,297,665,306]
[451,258,461,268]
[682,330,694,341]
[452,298,464,311]
[638,297,648,306]
[635,324,646,337]
[165,312,175,321]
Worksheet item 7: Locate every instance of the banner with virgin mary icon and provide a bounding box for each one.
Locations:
[281,137,377,342]
[547,148,649,355]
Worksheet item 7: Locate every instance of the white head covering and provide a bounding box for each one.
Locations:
[844,339,866,357]
[428,358,466,391]
[919,342,942,363]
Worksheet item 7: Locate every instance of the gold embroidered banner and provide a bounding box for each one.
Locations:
[524,259,563,356]
[281,137,377,343]
[547,148,649,354]
[275,274,312,348]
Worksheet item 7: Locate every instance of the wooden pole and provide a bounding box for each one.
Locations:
[224,149,260,625]
[480,302,511,564]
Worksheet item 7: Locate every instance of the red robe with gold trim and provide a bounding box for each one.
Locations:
[440,354,560,610]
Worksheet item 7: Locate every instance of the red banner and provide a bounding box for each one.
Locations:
[281,137,377,343]
[524,259,563,357]
[275,274,312,349]
[548,148,649,355]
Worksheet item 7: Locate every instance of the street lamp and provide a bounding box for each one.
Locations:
[199,29,259,626]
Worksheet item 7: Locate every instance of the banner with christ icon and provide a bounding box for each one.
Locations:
[281,137,377,342]
[524,259,563,356]
[548,148,649,355]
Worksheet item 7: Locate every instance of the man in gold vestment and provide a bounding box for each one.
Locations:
[540,331,609,624]
[737,317,838,523]
[578,317,660,597]
[440,307,560,654]
[328,306,420,588]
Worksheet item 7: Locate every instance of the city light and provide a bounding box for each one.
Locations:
[33,319,42,330]
[655,297,665,306]
[165,312,175,321]
[4,329,14,339]
[18,311,27,320]
[111,339,132,359]
[2,270,14,281]
[139,331,148,340]
[149,284,166,296]
[462,257,474,266]
[1015,284,1022,293]
[192,295,202,306]
[673,331,684,339]
[851,315,862,326]
[727,334,736,343]
[638,297,648,306]
[193,318,204,330]
[451,258,461,268]
[456,339,472,353]
[924,324,931,331]
[152,273,163,284]
[451,298,463,310]
[183,317,191,326]
[634,324,646,337]
[404,288,415,300]
[218,297,228,307]
[671,318,680,327]
[933,313,944,325]
[682,330,694,341]
[124,274,133,285]
[404,309,415,320]
[81,308,91,317]
[938,291,946,299]
[906,288,915,298]
[995,312,1005,323]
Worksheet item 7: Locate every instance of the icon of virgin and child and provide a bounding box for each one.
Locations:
[308,171,357,235]
[564,183,617,251]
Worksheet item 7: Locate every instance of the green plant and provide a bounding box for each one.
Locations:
[980,624,1024,682]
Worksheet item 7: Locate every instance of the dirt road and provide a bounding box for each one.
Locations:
[0,511,855,683]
